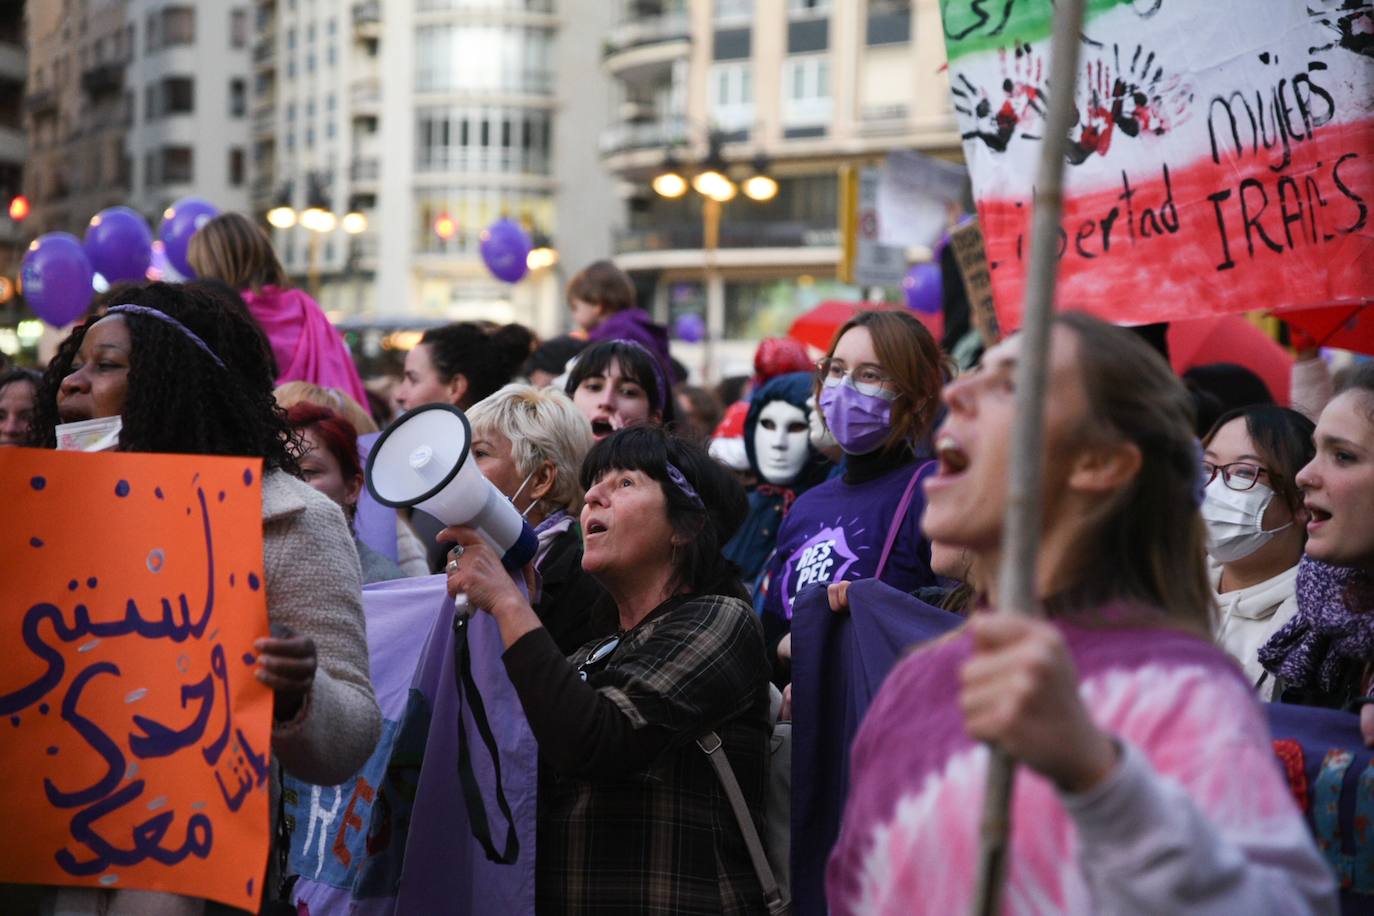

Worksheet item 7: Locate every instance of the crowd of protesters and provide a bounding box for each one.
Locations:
[2,211,1367,915]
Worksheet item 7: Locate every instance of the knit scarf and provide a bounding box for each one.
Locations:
[1258,556,1374,692]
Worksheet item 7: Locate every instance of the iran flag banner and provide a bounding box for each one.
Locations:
[941,0,1374,330]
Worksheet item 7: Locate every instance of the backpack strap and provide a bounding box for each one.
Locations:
[874,460,936,580]
[698,731,789,916]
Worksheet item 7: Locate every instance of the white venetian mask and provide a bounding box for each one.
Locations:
[754,400,811,485]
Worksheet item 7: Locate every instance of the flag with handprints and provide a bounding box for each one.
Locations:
[941,0,1374,330]
[0,448,273,910]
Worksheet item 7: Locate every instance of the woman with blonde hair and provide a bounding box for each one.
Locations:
[466,383,606,652]
[187,212,367,404]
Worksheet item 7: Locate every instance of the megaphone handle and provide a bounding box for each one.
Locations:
[454,592,473,617]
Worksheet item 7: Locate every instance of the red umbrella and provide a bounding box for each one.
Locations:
[786,300,941,352]
[1273,303,1374,356]
[1167,314,1292,407]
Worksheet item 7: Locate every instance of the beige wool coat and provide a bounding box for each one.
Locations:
[11,470,381,916]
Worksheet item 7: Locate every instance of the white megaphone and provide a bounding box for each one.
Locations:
[365,404,538,614]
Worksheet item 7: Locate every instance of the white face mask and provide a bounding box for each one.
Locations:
[1201,478,1292,563]
[56,416,122,451]
[509,470,539,519]
[753,400,811,485]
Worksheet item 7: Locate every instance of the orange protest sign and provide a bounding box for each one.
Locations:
[0,449,273,910]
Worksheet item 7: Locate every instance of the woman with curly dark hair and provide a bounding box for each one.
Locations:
[19,281,381,916]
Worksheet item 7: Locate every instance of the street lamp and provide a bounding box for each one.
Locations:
[526,230,558,271]
[741,155,779,202]
[649,134,776,379]
[266,183,297,229]
[263,172,369,298]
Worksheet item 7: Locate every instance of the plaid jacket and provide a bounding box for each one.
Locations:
[538,593,772,915]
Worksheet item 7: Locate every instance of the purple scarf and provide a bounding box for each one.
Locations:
[1258,556,1374,692]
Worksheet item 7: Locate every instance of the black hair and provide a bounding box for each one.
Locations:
[31,281,300,474]
[580,425,747,600]
[564,339,678,427]
[419,321,535,408]
[1203,404,1315,513]
[1182,363,1275,438]
[523,334,587,378]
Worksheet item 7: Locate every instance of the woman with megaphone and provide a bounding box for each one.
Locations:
[441,425,774,915]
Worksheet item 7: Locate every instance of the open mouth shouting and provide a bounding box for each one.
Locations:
[590,416,618,440]
[934,432,970,479]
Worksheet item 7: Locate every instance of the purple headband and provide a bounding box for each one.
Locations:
[106,304,227,370]
[665,461,705,510]
[610,338,671,413]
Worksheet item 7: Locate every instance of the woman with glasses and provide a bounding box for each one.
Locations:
[757,310,949,676]
[827,314,1334,914]
[440,426,771,914]
[1200,406,1314,699]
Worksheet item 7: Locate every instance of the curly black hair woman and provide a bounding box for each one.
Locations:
[10,281,381,916]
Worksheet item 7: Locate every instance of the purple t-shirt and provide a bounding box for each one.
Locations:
[759,461,936,625]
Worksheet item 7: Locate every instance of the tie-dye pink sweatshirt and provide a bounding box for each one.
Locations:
[826,614,1338,915]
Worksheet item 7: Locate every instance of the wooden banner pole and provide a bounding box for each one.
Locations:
[969,1,1088,914]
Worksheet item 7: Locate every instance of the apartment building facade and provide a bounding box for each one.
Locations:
[602,0,960,374]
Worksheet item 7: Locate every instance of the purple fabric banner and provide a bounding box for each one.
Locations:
[287,574,538,916]
[790,579,961,916]
[354,432,399,562]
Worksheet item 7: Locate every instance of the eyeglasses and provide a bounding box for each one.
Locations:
[816,358,894,397]
[576,632,622,681]
[1202,461,1274,492]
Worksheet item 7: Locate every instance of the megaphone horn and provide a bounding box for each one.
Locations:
[365,404,538,584]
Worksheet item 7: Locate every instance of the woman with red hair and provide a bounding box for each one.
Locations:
[285,402,407,583]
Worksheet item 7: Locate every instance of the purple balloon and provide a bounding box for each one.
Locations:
[673,313,706,343]
[159,196,219,279]
[479,218,531,284]
[23,232,95,327]
[903,262,943,315]
[85,206,153,283]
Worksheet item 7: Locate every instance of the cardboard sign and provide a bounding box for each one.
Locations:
[0,449,273,910]
[949,218,1002,345]
[941,0,1374,330]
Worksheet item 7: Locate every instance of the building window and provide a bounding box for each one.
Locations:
[714,0,754,24]
[230,8,248,48]
[162,146,194,184]
[415,24,554,95]
[327,44,336,66]
[413,185,554,255]
[305,126,315,147]
[781,54,831,126]
[164,77,194,115]
[415,105,552,175]
[229,78,246,117]
[162,7,195,46]
[709,61,753,131]
[287,28,296,50]
[228,148,245,186]
[866,0,911,45]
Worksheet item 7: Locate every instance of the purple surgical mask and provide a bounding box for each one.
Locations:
[818,378,896,455]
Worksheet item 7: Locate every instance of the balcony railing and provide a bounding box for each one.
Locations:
[605,10,689,58]
[353,1,381,32]
[599,116,689,155]
[350,157,380,182]
[615,220,839,253]
[415,148,550,175]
